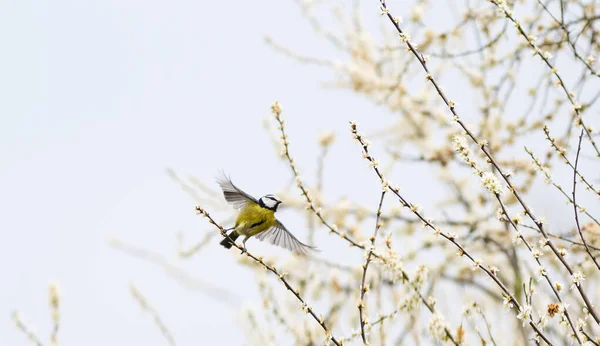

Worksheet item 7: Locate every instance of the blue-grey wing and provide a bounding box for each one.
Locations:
[217,173,258,210]
[255,219,316,255]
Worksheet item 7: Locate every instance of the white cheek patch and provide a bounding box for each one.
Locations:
[262,198,278,209]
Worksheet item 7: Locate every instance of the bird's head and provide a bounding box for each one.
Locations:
[259,194,282,211]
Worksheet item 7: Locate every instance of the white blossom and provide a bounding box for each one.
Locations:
[571,271,585,290]
[481,172,503,194]
[517,304,532,326]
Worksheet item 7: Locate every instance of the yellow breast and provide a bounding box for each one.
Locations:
[235,203,276,236]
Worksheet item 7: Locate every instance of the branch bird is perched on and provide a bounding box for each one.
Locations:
[217,173,315,255]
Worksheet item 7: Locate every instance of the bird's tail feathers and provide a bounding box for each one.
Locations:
[220,231,240,249]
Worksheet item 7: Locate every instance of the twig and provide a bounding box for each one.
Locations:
[258,282,300,344]
[11,311,43,346]
[48,283,60,346]
[580,329,600,346]
[351,120,553,345]
[177,232,215,258]
[495,196,581,344]
[534,0,600,79]
[130,284,177,346]
[525,147,600,228]
[271,102,455,342]
[429,22,508,59]
[477,305,499,346]
[514,223,600,252]
[572,129,600,271]
[195,206,342,346]
[377,0,600,325]
[271,101,372,252]
[358,191,390,345]
[487,0,600,158]
[545,126,600,198]
[453,129,579,342]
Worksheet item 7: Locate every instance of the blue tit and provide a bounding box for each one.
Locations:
[217,174,315,255]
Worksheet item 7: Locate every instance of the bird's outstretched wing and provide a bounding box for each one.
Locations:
[255,219,316,255]
[217,173,258,210]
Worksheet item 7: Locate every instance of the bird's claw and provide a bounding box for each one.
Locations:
[240,246,247,255]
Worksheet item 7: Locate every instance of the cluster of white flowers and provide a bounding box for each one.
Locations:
[380,247,406,283]
[399,292,421,313]
[428,313,448,342]
[516,304,532,326]
[481,171,503,195]
[452,135,472,163]
[571,271,585,290]
[413,265,429,285]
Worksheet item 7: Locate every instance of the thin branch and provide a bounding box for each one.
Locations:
[130,284,177,346]
[580,329,600,346]
[195,206,342,346]
[477,305,499,346]
[487,0,600,158]
[11,311,43,346]
[359,192,396,345]
[271,101,453,339]
[525,147,600,228]
[351,120,553,345]
[534,0,600,79]
[378,0,600,324]
[514,223,600,252]
[429,22,508,59]
[545,126,600,198]
[177,232,215,258]
[48,283,60,346]
[572,129,600,271]
[495,194,582,345]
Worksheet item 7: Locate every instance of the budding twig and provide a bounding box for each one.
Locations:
[195,206,342,346]
[351,120,553,345]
